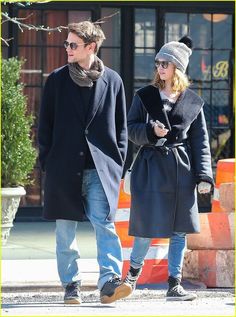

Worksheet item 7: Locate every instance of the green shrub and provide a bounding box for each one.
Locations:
[1,57,37,187]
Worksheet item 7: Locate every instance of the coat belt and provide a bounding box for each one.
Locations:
[143,142,185,155]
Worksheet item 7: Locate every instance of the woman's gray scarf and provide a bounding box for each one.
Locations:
[69,56,104,87]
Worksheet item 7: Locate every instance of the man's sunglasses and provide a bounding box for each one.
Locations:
[155,61,170,69]
[63,40,86,50]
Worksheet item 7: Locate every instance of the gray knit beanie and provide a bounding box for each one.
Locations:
[155,36,193,73]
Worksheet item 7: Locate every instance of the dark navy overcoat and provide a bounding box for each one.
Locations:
[38,65,127,222]
[128,85,214,238]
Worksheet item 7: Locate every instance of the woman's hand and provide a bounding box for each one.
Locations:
[198,181,212,194]
[153,122,169,137]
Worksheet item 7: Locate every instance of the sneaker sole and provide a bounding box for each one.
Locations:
[64,298,82,305]
[166,294,197,301]
[100,283,132,304]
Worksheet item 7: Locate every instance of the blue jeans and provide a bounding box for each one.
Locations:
[56,169,122,290]
[130,232,186,279]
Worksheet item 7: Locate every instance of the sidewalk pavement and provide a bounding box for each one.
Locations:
[1,221,235,316]
[2,258,99,292]
[2,221,99,291]
[1,220,204,292]
[1,221,205,292]
[1,221,234,293]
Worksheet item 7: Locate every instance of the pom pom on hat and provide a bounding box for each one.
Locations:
[178,35,193,49]
[155,35,193,73]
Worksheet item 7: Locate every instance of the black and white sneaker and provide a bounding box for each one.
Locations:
[64,281,82,304]
[123,266,142,292]
[100,275,131,304]
[166,276,197,301]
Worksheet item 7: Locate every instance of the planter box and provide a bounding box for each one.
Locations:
[1,187,26,245]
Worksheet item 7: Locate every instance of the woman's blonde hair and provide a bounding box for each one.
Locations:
[152,66,190,93]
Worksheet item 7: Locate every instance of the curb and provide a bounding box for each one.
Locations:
[1,279,207,293]
[1,285,97,293]
[1,282,97,293]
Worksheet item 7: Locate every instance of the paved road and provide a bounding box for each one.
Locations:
[2,289,235,316]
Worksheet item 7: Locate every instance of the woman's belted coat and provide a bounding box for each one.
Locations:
[38,65,127,222]
[128,85,213,238]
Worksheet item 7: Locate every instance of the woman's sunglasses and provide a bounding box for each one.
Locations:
[63,40,86,50]
[155,61,170,69]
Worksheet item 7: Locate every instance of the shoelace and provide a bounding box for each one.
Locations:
[124,271,139,288]
[66,282,80,294]
[171,284,187,295]
[109,276,121,286]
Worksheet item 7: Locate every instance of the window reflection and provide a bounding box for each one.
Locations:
[100,8,121,73]
[189,50,212,88]
[134,9,156,90]
[135,9,155,47]
[203,14,228,23]
[100,48,120,73]
[165,13,188,42]
[212,51,230,89]
[101,8,121,47]
[134,48,155,86]
[189,14,211,49]
[213,15,232,49]
[68,10,91,23]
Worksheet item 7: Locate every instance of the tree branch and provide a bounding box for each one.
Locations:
[94,11,120,24]
[1,37,14,46]
[1,12,68,33]
[1,6,119,46]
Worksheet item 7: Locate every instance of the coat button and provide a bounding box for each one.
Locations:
[79,152,84,156]
[77,172,81,176]
[85,129,89,135]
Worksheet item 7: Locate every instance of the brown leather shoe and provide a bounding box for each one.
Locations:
[100,275,132,304]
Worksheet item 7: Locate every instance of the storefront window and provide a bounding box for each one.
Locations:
[189,14,211,49]
[164,11,232,165]
[165,13,188,42]
[68,10,91,23]
[100,7,121,73]
[212,50,230,89]
[134,8,156,90]
[189,50,212,88]
[100,48,120,72]
[212,14,232,49]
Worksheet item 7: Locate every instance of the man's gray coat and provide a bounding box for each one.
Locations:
[38,65,127,222]
[127,85,213,238]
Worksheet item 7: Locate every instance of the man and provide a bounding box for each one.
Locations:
[38,21,128,304]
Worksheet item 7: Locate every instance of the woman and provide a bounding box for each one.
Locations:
[122,36,214,301]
